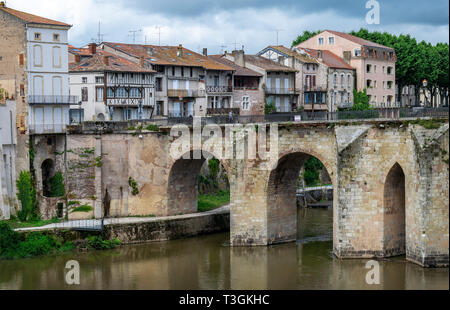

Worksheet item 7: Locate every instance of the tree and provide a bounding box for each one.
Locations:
[16,171,38,221]
[292,30,321,47]
[352,89,372,111]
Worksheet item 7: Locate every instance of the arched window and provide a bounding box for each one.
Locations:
[52,46,61,68]
[33,45,43,67]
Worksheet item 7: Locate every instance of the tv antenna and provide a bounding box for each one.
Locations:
[129,29,142,44]
[91,21,106,44]
[274,29,284,46]
[154,26,162,46]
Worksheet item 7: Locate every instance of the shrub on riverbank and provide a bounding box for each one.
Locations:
[0,222,121,260]
[198,190,230,212]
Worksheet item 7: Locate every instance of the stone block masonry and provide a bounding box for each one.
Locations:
[57,119,449,267]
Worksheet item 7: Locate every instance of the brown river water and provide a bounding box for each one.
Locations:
[0,208,448,290]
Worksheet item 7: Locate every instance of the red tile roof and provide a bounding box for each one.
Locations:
[69,50,156,73]
[265,45,318,64]
[324,30,394,50]
[68,45,92,56]
[209,55,262,77]
[0,5,71,27]
[298,48,354,70]
[244,55,297,72]
[102,42,234,71]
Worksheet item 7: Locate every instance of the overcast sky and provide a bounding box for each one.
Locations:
[8,0,450,54]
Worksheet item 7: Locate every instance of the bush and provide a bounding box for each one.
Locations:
[303,157,324,186]
[49,172,65,197]
[86,236,121,250]
[146,124,159,132]
[0,223,19,256]
[71,205,93,213]
[16,171,38,222]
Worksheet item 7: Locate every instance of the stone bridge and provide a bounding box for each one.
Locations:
[34,118,449,267]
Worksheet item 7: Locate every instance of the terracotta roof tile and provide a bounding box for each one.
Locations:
[299,48,354,70]
[324,30,394,50]
[265,45,318,64]
[102,42,234,71]
[209,55,262,77]
[244,55,297,72]
[69,45,92,56]
[69,50,156,73]
[0,5,71,27]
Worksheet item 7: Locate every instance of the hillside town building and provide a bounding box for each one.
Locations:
[295,30,396,108]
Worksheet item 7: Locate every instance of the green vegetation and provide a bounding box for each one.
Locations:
[86,236,121,250]
[198,190,230,212]
[303,157,324,187]
[351,89,371,111]
[291,30,322,47]
[0,222,74,260]
[48,172,65,197]
[128,177,139,196]
[410,119,444,129]
[265,102,276,114]
[146,124,159,132]
[16,171,38,222]
[71,205,93,213]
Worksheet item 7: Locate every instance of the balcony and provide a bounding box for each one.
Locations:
[304,86,326,92]
[234,86,259,91]
[207,108,240,116]
[265,88,297,95]
[303,104,328,111]
[29,123,67,135]
[106,98,151,107]
[337,102,353,109]
[206,86,233,94]
[167,89,199,98]
[28,95,79,105]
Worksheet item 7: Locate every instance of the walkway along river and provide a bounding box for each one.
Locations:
[0,207,448,290]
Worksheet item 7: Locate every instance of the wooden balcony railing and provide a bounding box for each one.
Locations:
[206,86,233,94]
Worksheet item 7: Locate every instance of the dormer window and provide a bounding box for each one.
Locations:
[53,34,60,42]
[34,33,41,40]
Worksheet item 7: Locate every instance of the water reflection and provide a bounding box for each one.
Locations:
[0,208,448,290]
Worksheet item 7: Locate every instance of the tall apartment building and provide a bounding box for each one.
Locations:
[98,43,234,117]
[69,44,156,122]
[295,30,396,108]
[0,3,74,217]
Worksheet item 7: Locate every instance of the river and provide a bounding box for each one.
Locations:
[0,207,448,290]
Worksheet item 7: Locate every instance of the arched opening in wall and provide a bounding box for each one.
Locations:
[167,151,229,216]
[267,152,333,244]
[41,159,55,197]
[383,163,406,256]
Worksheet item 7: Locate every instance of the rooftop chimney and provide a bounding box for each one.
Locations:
[202,48,208,56]
[75,54,81,63]
[140,56,145,68]
[177,44,183,57]
[233,50,245,67]
[89,43,97,55]
[103,55,110,66]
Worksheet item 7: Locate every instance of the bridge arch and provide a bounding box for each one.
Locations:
[383,162,406,256]
[265,150,335,244]
[166,149,230,216]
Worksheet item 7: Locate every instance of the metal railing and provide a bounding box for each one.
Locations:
[67,108,448,133]
[29,123,67,134]
[206,85,233,93]
[265,88,297,95]
[28,95,79,105]
[207,108,240,115]
[167,89,199,97]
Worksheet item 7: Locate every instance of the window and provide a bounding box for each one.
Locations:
[347,75,351,88]
[34,33,41,40]
[318,37,324,45]
[96,87,104,102]
[116,87,127,98]
[155,101,163,116]
[333,74,337,87]
[129,88,141,98]
[340,74,344,87]
[242,96,250,110]
[181,67,184,77]
[53,33,60,42]
[52,46,61,68]
[190,67,193,78]
[374,65,377,73]
[366,64,372,73]
[33,45,42,67]
[81,87,88,102]
[367,79,372,88]
[374,80,377,88]
[354,49,361,57]
[156,77,162,91]
[95,76,104,84]
[329,37,335,45]
[172,66,175,76]
[82,77,88,84]
[387,67,393,75]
